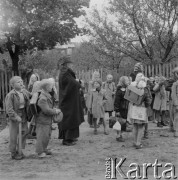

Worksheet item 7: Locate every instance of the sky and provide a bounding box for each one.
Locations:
[72,0,108,43]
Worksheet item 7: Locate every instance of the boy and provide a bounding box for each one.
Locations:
[5,76,31,160]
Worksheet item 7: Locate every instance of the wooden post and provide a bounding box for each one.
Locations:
[152,64,154,77]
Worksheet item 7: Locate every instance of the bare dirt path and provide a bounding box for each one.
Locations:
[0,118,177,180]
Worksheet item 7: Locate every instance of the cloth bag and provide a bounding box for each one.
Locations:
[113,121,121,131]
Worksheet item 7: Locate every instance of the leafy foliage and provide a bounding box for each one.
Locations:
[0,0,89,73]
[85,0,178,64]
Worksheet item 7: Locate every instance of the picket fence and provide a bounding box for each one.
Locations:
[76,61,178,83]
[0,61,178,110]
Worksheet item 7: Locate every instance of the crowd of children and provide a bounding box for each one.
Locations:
[86,63,178,149]
[3,62,178,159]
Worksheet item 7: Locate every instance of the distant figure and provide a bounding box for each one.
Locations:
[28,73,40,92]
[130,63,144,82]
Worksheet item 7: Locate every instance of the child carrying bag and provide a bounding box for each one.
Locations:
[124,85,144,105]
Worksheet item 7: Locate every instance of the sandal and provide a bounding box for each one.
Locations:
[104,131,109,135]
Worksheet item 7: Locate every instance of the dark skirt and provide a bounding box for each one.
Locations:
[58,127,79,140]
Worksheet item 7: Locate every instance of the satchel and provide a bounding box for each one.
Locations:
[53,112,63,123]
[124,85,144,105]
[29,92,41,115]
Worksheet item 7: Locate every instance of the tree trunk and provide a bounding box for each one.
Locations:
[6,39,20,75]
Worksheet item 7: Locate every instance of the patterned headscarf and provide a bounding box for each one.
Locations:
[134,63,144,72]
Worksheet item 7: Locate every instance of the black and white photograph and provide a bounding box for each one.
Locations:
[0,0,178,179]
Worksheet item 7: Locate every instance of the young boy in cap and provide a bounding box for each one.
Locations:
[5,76,31,160]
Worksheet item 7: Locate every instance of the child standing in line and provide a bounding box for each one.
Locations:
[5,76,31,160]
[89,80,109,135]
[114,76,130,142]
[153,76,168,127]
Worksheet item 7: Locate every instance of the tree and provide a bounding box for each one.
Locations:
[0,0,89,74]
[71,41,124,71]
[85,0,178,64]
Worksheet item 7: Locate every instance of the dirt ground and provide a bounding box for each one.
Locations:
[0,116,178,180]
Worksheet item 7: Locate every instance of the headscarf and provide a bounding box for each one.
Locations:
[118,76,129,88]
[134,63,144,72]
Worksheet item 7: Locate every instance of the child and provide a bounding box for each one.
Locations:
[153,76,168,127]
[114,76,130,142]
[171,67,178,137]
[102,74,116,118]
[128,73,152,149]
[89,80,109,135]
[5,76,31,160]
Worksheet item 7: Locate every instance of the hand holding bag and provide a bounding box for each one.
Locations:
[53,111,63,123]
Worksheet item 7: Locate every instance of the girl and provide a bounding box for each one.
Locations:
[153,76,168,127]
[114,76,130,142]
[128,73,152,149]
[103,74,116,119]
[89,80,109,135]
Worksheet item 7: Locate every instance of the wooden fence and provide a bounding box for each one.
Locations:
[0,70,28,111]
[76,61,178,83]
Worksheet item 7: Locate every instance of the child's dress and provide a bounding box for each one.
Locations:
[89,89,106,119]
[153,84,167,111]
[102,81,116,112]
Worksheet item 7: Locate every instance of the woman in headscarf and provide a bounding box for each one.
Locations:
[58,56,84,146]
[130,63,144,82]
[114,76,130,142]
[128,73,152,149]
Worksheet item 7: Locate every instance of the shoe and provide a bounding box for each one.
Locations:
[62,140,76,146]
[143,133,149,139]
[11,154,24,160]
[157,122,163,128]
[116,137,125,142]
[161,121,168,126]
[72,138,78,142]
[94,130,98,135]
[45,150,52,155]
[104,131,109,135]
[135,144,143,149]
[38,152,46,158]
